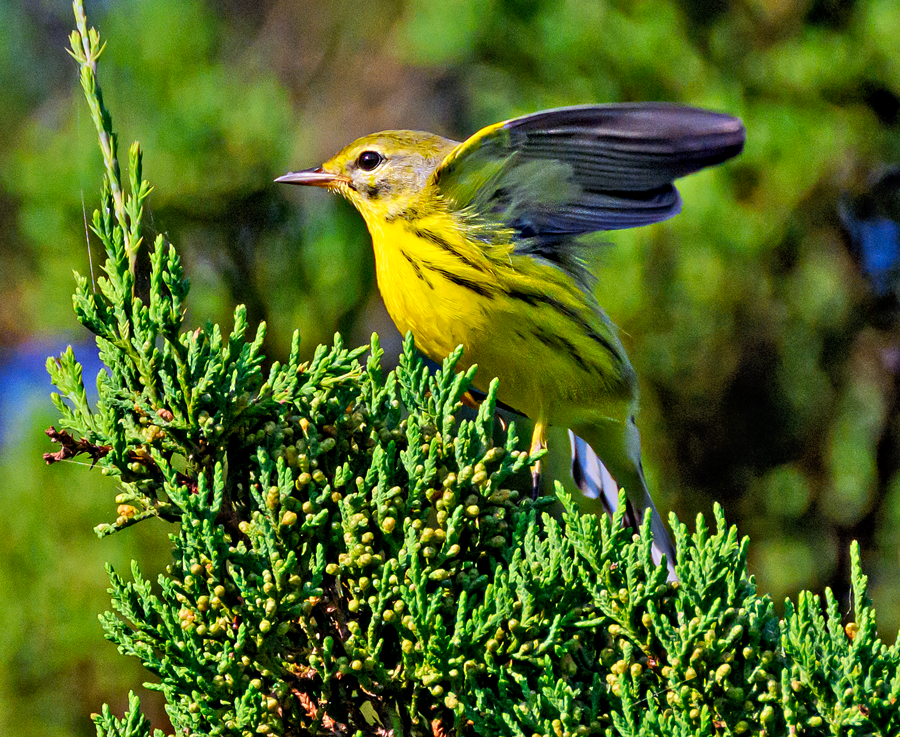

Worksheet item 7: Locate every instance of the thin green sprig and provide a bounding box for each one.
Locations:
[69,0,146,274]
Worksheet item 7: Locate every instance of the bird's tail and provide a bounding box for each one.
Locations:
[568,419,677,579]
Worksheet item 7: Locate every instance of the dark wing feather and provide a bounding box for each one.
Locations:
[504,103,746,193]
[433,103,744,283]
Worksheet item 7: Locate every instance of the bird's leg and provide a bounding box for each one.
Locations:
[529,422,548,499]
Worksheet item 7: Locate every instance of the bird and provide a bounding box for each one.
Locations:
[277,103,746,571]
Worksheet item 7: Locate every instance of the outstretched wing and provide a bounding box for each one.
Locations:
[432,103,745,284]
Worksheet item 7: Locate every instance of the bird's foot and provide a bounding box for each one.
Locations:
[462,390,508,431]
[461,391,480,411]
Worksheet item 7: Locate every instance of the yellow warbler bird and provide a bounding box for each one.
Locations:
[277,103,745,568]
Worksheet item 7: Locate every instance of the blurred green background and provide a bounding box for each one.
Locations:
[3,0,900,733]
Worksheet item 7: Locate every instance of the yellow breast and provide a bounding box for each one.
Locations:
[364,213,496,364]
[358,206,637,427]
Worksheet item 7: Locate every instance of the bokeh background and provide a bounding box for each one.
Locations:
[3,0,900,733]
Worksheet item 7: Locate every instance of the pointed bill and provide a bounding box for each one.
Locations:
[275,168,348,187]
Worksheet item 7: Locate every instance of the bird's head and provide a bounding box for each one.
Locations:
[277,131,457,222]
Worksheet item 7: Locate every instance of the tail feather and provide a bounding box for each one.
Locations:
[568,427,677,579]
[569,431,619,517]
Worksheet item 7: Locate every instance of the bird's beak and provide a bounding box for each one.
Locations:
[275,168,347,188]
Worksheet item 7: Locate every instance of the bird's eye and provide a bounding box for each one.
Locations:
[356,151,383,171]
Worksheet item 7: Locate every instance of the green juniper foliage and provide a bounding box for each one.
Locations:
[47,3,900,736]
